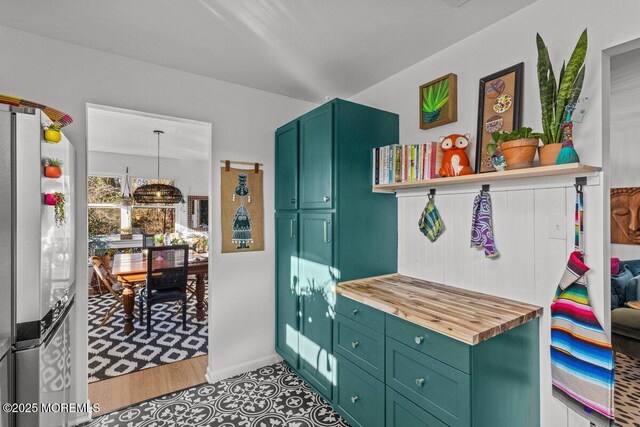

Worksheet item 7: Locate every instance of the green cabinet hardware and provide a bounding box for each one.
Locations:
[335,294,385,333]
[275,212,299,368]
[386,387,448,427]
[275,121,298,211]
[334,313,385,380]
[334,356,385,427]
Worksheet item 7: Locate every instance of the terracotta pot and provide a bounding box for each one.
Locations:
[500,138,539,170]
[44,166,62,178]
[538,143,562,166]
[44,129,61,143]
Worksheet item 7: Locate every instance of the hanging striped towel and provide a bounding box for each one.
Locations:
[550,186,614,426]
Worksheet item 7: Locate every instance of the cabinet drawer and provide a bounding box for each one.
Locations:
[386,387,448,427]
[386,314,470,373]
[335,356,385,427]
[334,314,385,380]
[336,295,385,332]
[386,338,470,427]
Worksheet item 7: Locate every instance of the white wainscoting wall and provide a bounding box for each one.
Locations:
[396,181,603,427]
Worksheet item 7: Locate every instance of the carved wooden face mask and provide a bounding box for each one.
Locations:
[611,187,640,244]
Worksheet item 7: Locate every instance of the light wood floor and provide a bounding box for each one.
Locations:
[89,355,209,415]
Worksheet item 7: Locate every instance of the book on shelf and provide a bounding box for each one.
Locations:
[372,142,441,185]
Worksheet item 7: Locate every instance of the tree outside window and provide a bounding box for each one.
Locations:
[87,175,177,236]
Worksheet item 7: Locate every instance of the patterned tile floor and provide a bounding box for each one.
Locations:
[88,291,208,382]
[85,362,349,427]
[616,353,640,427]
[85,346,640,426]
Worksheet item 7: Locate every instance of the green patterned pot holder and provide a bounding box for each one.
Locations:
[418,194,444,242]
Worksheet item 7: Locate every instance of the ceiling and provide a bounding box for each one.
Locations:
[87,106,211,160]
[0,0,536,102]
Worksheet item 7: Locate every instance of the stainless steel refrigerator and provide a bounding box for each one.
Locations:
[0,104,76,427]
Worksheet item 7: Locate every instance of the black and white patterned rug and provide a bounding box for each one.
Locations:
[88,292,208,383]
[615,352,640,427]
[85,362,349,426]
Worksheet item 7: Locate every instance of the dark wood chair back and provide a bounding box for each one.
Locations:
[146,245,189,292]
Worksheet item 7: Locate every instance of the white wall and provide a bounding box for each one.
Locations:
[351,0,640,426]
[88,151,209,229]
[610,48,640,260]
[0,23,316,424]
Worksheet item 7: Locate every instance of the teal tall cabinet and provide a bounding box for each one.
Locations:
[275,99,399,401]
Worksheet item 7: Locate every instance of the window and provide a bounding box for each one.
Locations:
[87,175,177,236]
[130,177,177,234]
[132,208,176,234]
[87,176,122,237]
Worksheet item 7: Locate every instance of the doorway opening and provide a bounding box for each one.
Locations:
[606,43,640,425]
[85,104,212,414]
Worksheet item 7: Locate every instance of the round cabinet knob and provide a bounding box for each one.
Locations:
[415,378,426,387]
[415,335,425,344]
[351,341,359,349]
[351,395,359,404]
[323,195,331,202]
[352,309,359,316]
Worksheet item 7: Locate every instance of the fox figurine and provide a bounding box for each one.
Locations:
[439,133,474,177]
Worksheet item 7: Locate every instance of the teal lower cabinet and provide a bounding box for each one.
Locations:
[334,314,385,381]
[334,356,385,427]
[386,337,470,426]
[386,387,448,427]
[329,294,540,427]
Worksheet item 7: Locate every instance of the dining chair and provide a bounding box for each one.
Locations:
[138,245,189,337]
[90,257,142,327]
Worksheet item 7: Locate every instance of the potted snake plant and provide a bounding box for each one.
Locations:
[43,157,63,178]
[536,29,587,165]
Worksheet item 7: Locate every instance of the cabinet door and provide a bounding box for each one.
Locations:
[275,121,299,210]
[299,103,333,209]
[298,212,335,399]
[275,212,299,368]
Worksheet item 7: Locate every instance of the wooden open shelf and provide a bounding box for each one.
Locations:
[373,163,601,193]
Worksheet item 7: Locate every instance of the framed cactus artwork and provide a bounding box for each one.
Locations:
[419,73,457,130]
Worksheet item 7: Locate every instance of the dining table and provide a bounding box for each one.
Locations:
[112,251,208,334]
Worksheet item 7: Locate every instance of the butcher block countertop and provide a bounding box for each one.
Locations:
[336,274,543,345]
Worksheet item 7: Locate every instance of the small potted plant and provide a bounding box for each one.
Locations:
[42,157,63,178]
[44,123,62,143]
[153,234,165,247]
[487,127,543,170]
[120,227,133,240]
[44,192,66,226]
[536,29,587,165]
[195,235,209,253]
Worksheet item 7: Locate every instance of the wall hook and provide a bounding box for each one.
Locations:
[429,189,436,196]
[482,184,490,192]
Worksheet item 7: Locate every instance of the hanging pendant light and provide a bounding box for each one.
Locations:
[133,130,183,204]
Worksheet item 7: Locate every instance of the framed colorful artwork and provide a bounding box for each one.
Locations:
[419,73,457,130]
[474,63,524,173]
